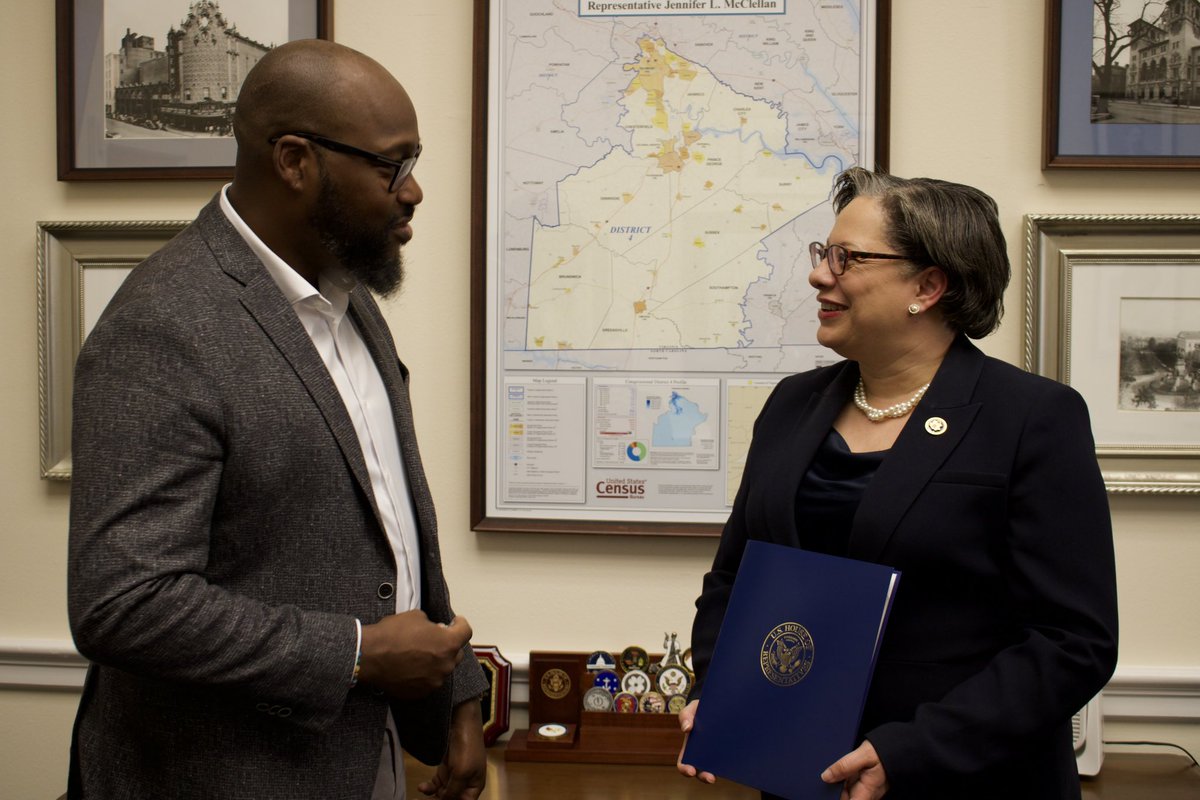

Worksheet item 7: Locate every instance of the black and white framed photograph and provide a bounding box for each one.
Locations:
[1024,214,1200,494]
[1117,298,1200,411]
[1044,0,1200,168]
[56,0,332,180]
[37,220,189,479]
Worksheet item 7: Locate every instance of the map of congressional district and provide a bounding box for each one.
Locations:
[502,1,866,373]
[525,35,830,354]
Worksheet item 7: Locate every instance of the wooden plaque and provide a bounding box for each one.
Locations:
[526,651,585,726]
[473,644,512,746]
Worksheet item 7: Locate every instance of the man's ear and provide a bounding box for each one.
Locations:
[272,136,315,194]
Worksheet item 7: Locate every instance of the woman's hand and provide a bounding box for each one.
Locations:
[822,739,888,800]
[676,699,717,784]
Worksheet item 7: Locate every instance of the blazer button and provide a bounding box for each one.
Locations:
[377,582,395,600]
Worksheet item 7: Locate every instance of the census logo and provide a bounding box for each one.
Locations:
[595,478,647,499]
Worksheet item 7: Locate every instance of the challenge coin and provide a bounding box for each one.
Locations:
[536,723,567,738]
[640,691,666,713]
[586,650,617,671]
[612,691,640,713]
[666,693,689,714]
[593,669,621,695]
[583,686,615,712]
[619,645,650,673]
[657,665,691,697]
[620,668,651,696]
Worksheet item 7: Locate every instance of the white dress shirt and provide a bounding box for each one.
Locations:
[219,185,422,614]
[221,186,418,798]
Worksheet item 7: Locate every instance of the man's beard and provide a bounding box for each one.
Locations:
[310,165,405,297]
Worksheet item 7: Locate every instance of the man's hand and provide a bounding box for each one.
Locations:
[357,612,471,699]
[822,739,889,800]
[675,699,717,784]
[417,698,487,799]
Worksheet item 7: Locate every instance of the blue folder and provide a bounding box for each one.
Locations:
[683,540,900,800]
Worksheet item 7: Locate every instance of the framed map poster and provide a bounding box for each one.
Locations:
[471,0,892,535]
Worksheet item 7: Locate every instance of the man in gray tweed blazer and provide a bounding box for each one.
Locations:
[67,40,488,799]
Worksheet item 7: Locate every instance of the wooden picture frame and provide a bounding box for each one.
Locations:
[56,0,332,180]
[470,0,892,536]
[1043,0,1200,169]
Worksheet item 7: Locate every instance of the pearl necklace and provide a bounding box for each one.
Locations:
[853,378,930,423]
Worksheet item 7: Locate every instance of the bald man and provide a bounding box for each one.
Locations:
[67,40,487,800]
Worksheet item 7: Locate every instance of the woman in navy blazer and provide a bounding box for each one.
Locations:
[677,169,1118,799]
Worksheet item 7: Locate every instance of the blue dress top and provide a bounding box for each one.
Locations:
[794,428,885,556]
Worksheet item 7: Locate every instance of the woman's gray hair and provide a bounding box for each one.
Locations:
[831,167,1009,339]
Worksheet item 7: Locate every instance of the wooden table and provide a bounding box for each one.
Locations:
[1081,752,1200,799]
[403,750,1200,799]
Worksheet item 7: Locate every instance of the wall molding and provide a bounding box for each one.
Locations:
[3,640,1197,723]
[1101,666,1200,722]
[0,638,87,690]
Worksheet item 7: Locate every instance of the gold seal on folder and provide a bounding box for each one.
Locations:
[760,622,814,687]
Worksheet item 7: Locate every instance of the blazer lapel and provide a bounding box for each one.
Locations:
[347,292,449,609]
[193,198,380,522]
[849,336,986,562]
[347,292,432,524]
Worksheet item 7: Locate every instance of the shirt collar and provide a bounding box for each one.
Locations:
[219,183,356,321]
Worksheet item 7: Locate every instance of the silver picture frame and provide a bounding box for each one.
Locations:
[1023,214,1200,494]
[37,220,189,479]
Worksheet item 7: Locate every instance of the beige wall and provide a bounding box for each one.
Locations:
[2,1,1198,797]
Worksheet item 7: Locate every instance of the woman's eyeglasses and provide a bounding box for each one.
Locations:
[809,241,908,275]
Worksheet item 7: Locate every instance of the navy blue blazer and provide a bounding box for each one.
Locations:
[690,335,1118,799]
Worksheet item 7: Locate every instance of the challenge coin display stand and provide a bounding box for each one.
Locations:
[505,651,685,765]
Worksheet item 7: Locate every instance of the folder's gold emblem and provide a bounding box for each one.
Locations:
[760,622,814,687]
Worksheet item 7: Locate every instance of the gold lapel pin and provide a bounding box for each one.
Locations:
[924,416,948,436]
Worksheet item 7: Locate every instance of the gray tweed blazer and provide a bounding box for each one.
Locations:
[67,195,486,799]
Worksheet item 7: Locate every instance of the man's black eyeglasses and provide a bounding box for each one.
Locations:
[809,241,908,276]
[269,132,421,193]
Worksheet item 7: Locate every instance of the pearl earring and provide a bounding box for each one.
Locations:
[907,303,921,315]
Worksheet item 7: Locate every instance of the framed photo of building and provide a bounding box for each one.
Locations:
[1043,0,1200,168]
[1024,214,1200,494]
[470,0,891,535]
[56,0,332,180]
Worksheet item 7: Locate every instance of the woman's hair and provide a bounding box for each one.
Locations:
[831,167,1010,339]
